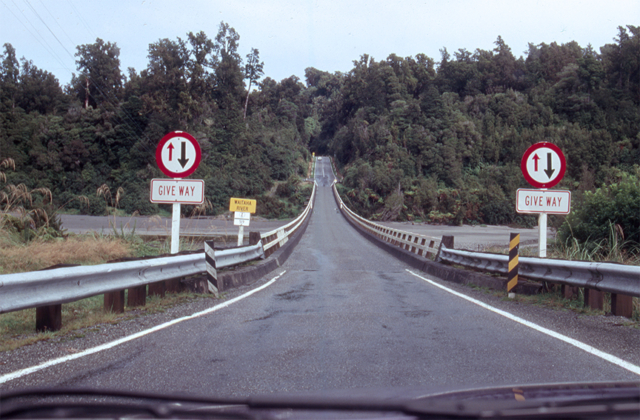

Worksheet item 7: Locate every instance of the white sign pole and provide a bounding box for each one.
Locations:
[237,225,244,247]
[538,212,547,258]
[171,202,180,254]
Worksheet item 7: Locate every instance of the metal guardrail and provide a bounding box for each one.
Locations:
[0,182,317,316]
[216,243,264,269]
[0,254,205,314]
[331,182,440,258]
[438,246,640,298]
[332,180,639,300]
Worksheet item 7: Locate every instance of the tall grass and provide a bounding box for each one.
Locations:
[0,235,132,274]
[550,222,640,265]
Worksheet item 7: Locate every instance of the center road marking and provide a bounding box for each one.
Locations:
[0,271,288,385]
[406,269,640,376]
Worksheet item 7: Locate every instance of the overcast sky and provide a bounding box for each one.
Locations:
[1,0,638,87]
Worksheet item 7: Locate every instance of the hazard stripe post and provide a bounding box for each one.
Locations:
[204,240,219,297]
[507,233,520,293]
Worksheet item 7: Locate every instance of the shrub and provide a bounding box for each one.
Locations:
[558,167,640,249]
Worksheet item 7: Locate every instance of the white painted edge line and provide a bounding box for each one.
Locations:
[0,271,288,385]
[406,269,640,377]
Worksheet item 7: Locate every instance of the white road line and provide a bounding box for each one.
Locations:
[0,271,287,385]
[406,269,640,376]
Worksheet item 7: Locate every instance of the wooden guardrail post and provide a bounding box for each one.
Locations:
[611,293,633,318]
[35,263,79,332]
[149,281,165,298]
[165,278,182,293]
[128,285,146,307]
[104,290,125,313]
[562,284,579,299]
[584,288,604,310]
[36,304,62,332]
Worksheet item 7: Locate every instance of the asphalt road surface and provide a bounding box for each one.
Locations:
[58,214,289,237]
[2,157,637,398]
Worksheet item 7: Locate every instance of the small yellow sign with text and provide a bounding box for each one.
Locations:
[229,197,257,213]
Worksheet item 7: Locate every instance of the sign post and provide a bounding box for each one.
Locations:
[230,198,257,246]
[519,142,569,258]
[154,131,202,254]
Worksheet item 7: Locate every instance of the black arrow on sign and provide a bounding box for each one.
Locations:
[177,141,189,168]
[544,152,555,179]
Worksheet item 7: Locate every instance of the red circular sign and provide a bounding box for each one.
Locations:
[155,131,201,178]
[521,142,566,189]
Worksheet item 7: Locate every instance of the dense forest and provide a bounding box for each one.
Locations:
[0,22,312,220]
[1,23,639,244]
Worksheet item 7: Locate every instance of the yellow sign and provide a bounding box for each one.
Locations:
[229,197,256,213]
[312,152,315,156]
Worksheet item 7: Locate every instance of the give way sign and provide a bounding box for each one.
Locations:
[155,131,201,178]
[521,142,566,189]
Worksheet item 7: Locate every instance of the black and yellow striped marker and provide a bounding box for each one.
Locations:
[507,233,520,293]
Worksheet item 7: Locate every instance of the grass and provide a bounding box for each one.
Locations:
[0,234,131,274]
[0,223,217,353]
[0,290,213,353]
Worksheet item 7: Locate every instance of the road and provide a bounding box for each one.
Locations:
[1,157,638,398]
[58,214,289,237]
[59,163,548,251]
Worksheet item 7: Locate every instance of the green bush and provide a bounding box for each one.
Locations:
[559,167,640,249]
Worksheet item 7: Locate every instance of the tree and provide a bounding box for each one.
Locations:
[71,38,123,109]
[139,37,190,125]
[558,168,640,249]
[0,43,20,112]
[210,22,246,155]
[601,25,640,104]
[186,31,215,102]
[18,59,64,114]
[243,48,264,119]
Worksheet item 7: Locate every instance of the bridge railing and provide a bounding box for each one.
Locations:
[332,181,639,318]
[0,182,317,330]
[260,181,317,257]
[331,182,440,259]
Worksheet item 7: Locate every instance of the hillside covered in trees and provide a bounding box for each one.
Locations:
[1,23,638,239]
[313,27,639,229]
[1,22,312,220]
